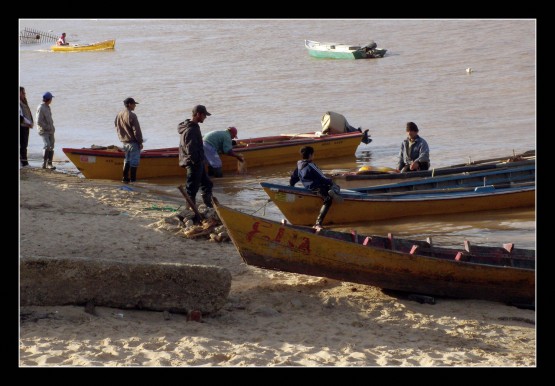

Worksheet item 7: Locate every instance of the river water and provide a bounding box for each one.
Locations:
[19,19,536,249]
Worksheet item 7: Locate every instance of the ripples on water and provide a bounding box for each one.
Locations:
[19,19,536,249]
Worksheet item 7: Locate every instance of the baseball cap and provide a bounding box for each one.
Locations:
[228,127,238,139]
[43,92,54,100]
[192,105,211,116]
[124,97,139,105]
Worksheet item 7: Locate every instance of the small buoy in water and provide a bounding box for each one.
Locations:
[466,67,473,74]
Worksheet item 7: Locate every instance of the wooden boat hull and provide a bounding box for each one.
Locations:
[348,162,535,194]
[62,132,363,180]
[51,39,115,52]
[213,198,535,304]
[261,183,535,225]
[305,40,386,59]
[334,150,536,188]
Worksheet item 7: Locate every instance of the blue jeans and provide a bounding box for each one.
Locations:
[203,142,222,168]
[123,142,141,167]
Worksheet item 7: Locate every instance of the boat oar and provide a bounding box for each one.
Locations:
[177,185,203,224]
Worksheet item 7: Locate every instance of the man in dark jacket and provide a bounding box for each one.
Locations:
[178,105,214,208]
[290,146,342,230]
[397,122,430,172]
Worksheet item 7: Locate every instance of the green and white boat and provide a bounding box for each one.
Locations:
[304,39,387,59]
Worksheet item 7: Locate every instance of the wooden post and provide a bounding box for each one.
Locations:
[177,185,203,223]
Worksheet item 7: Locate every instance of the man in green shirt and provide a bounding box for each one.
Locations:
[203,127,244,177]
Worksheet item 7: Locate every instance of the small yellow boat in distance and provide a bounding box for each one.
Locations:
[51,39,115,52]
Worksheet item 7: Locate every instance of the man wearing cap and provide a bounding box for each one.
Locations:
[397,121,430,172]
[178,105,214,209]
[202,127,244,177]
[115,97,143,183]
[35,91,57,170]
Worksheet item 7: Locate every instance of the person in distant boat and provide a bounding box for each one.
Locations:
[397,122,430,172]
[115,97,143,183]
[20,86,33,167]
[57,32,69,46]
[202,127,244,177]
[178,105,214,210]
[290,146,343,231]
[35,92,57,170]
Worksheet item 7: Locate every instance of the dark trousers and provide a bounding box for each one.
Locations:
[313,184,333,226]
[20,126,29,165]
[402,161,430,172]
[418,162,430,171]
[185,161,213,201]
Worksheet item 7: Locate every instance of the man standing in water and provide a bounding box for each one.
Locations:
[178,105,214,209]
[115,97,143,183]
[203,126,244,177]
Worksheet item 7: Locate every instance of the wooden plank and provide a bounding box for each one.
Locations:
[177,184,203,224]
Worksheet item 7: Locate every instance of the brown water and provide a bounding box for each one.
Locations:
[19,19,536,249]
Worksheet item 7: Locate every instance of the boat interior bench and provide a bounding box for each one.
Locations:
[332,230,536,268]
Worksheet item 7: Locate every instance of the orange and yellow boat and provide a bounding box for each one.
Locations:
[213,197,535,305]
[62,131,364,180]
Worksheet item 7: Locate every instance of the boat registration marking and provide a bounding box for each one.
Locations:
[275,192,296,202]
[79,155,96,163]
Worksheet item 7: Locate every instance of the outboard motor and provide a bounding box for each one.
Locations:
[363,40,377,50]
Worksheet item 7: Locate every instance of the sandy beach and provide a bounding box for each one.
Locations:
[19,168,536,367]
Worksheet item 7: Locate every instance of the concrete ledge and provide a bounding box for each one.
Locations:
[20,256,231,314]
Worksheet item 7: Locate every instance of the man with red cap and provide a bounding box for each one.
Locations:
[202,127,244,177]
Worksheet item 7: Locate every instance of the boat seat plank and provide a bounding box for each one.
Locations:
[362,236,388,249]
[387,233,395,250]
[411,245,462,260]
[463,240,535,267]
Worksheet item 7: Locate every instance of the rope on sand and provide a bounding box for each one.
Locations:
[144,205,181,212]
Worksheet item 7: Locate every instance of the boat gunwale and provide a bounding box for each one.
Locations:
[262,181,535,201]
[62,131,363,158]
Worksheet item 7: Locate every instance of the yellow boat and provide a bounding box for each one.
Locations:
[62,131,364,180]
[261,181,535,225]
[51,39,115,52]
[212,197,535,305]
